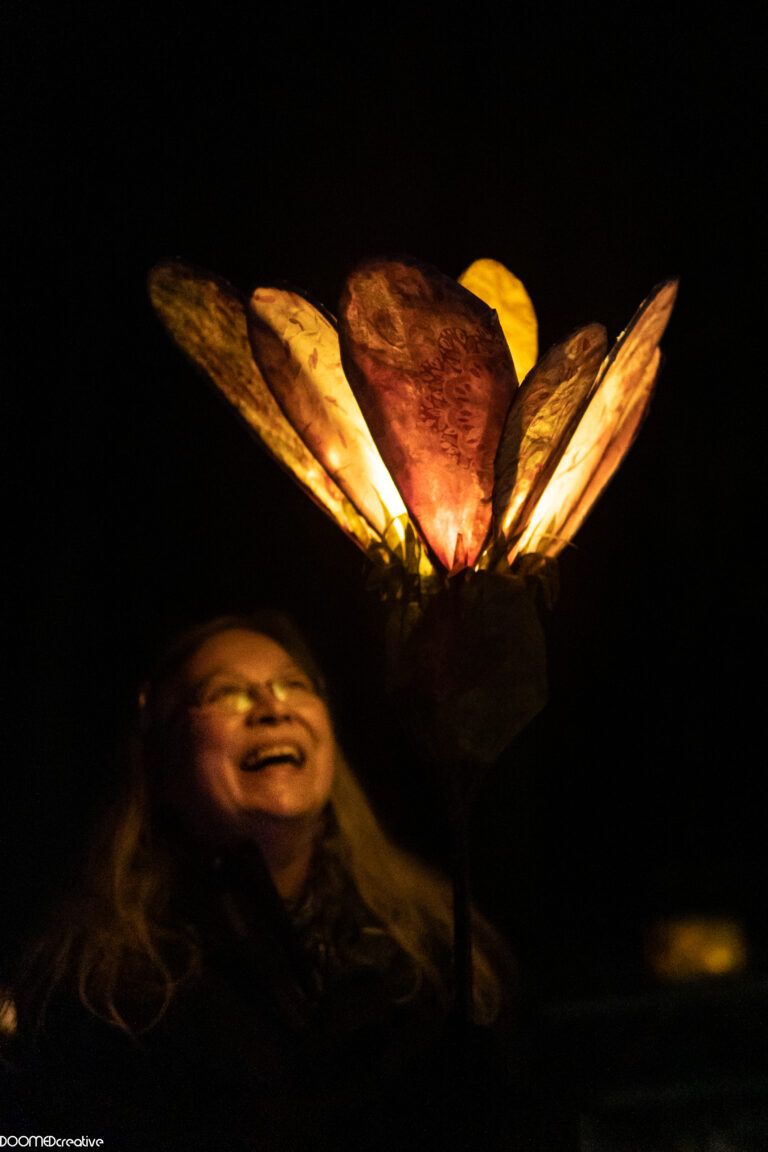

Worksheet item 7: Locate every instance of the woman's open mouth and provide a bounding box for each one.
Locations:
[240,744,306,772]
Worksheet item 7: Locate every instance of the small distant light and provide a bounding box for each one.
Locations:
[646,916,748,982]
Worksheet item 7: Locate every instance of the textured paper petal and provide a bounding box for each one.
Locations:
[458,258,538,382]
[147,261,381,558]
[559,348,660,546]
[247,287,416,559]
[339,257,518,572]
[516,280,678,559]
[493,323,607,553]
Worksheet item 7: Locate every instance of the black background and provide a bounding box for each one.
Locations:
[3,2,765,1011]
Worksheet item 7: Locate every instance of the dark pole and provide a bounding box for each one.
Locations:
[448,758,474,1037]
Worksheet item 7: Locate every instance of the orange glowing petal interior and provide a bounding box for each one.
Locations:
[339,256,518,572]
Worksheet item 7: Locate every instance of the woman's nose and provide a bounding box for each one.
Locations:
[244,684,290,723]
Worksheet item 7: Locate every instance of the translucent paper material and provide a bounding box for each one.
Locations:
[515,279,678,559]
[148,262,382,558]
[458,258,538,382]
[247,287,419,565]
[339,257,518,572]
[559,348,659,547]
[493,323,607,557]
[150,255,676,592]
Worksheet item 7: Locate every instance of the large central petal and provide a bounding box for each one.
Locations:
[338,257,518,572]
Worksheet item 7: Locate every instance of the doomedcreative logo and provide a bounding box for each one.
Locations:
[0,1140,104,1147]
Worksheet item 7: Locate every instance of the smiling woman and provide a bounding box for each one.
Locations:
[156,627,338,865]
[2,612,521,1151]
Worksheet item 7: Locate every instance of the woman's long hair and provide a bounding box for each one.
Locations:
[7,613,508,1039]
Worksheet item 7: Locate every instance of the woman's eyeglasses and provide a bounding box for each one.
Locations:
[190,675,319,715]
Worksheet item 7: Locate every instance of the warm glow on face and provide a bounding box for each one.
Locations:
[170,629,337,833]
[646,916,748,982]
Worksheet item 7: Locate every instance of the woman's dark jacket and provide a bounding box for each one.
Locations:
[2,841,527,1151]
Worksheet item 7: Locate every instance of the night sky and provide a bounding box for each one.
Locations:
[4,4,765,1002]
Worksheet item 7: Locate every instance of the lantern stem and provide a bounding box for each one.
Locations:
[448,759,474,1036]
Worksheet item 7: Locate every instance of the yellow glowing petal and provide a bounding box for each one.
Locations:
[247,287,428,577]
[516,280,678,559]
[147,262,382,559]
[458,257,538,381]
[493,323,607,553]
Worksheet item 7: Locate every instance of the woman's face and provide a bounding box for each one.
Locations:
[168,628,336,833]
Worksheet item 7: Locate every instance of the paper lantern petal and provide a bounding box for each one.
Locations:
[247,287,421,568]
[339,256,518,572]
[493,323,607,557]
[559,347,660,547]
[516,279,678,558]
[458,258,538,382]
[147,261,382,558]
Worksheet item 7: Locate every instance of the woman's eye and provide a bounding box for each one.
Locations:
[280,677,314,694]
[205,684,250,706]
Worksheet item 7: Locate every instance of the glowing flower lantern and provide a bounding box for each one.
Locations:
[150,255,677,1023]
[148,255,677,763]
